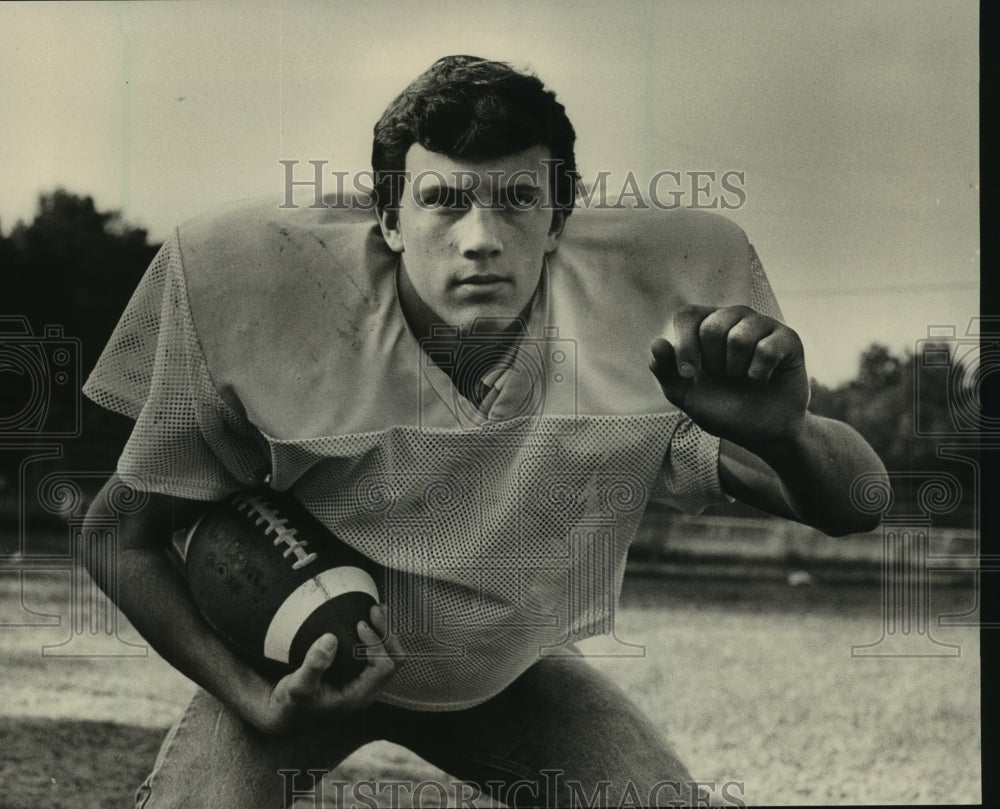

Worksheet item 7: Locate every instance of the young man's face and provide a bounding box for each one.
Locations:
[379,144,564,337]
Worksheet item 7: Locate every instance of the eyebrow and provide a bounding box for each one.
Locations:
[416,182,455,199]
[417,178,541,190]
[412,176,543,206]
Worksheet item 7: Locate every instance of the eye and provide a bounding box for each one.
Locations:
[419,186,469,211]
[502,186,540,210]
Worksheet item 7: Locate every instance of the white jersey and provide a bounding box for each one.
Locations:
[84,195,782,710]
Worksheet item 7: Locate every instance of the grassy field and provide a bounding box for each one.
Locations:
[0,569,981,807]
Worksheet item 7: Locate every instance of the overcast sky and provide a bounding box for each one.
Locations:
[0,0,979,384]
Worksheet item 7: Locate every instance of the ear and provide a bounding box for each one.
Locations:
[544,210,567,253]
[377,208,405,253]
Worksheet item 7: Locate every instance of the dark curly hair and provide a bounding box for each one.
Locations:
[372,55,578,218]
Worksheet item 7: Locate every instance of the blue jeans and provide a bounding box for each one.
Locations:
[135,655,701,808]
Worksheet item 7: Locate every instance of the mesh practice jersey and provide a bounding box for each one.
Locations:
[84,195,782,710]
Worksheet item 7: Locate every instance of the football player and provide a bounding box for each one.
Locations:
[84,55,885,808]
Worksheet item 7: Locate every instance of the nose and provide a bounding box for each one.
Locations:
[456,205,503,260]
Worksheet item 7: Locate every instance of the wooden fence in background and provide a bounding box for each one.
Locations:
[629,508,978,583]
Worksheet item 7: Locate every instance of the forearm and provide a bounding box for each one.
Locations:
[114,546,273,725]
[719,413,886,536]
[82,483,272,728]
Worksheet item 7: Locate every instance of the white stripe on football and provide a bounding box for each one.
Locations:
[263,566,380,663]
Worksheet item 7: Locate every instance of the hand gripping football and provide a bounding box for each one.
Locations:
[175,488,381,685]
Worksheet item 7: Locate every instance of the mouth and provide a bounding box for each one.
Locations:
[455,274,510,287]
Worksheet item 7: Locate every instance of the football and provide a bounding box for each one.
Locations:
[174,488,381,685]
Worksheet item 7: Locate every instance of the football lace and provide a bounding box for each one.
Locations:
[235,493,318,570]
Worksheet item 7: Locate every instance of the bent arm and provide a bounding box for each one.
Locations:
[650,305,887,537]
[82,477,275,725]
[83,475,402,735]
[718,414,886,536]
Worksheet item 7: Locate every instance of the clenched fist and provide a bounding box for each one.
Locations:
[649,305,810,451]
